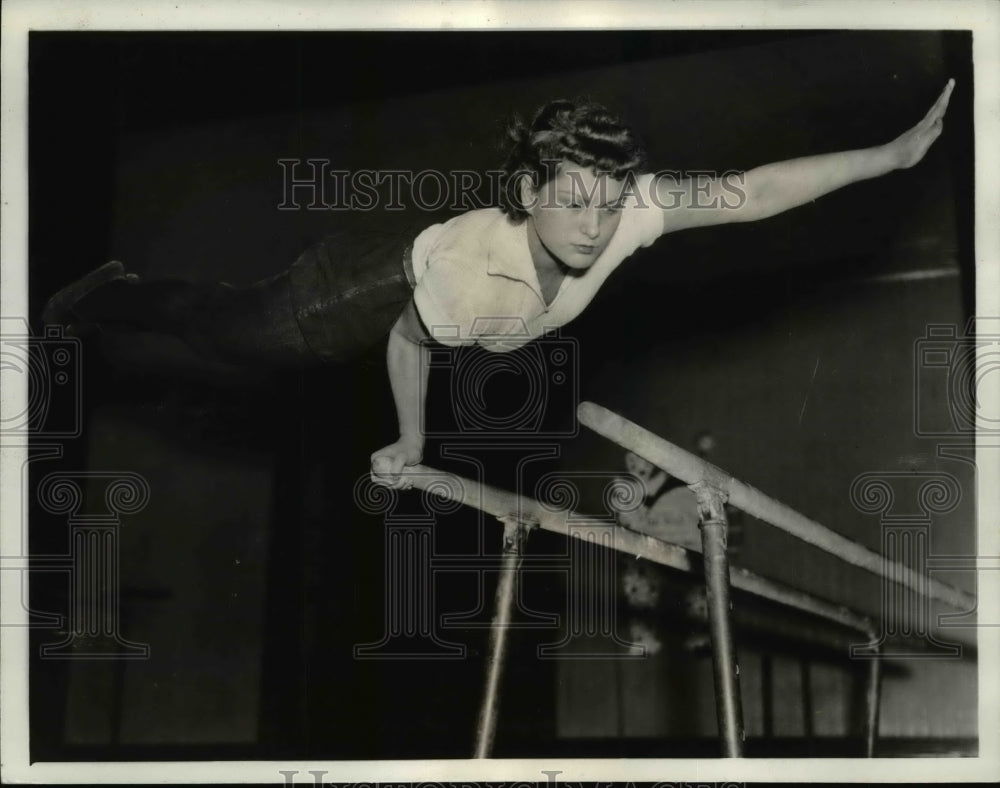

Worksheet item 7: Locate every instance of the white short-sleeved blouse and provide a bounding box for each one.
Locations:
[411,173,664,352]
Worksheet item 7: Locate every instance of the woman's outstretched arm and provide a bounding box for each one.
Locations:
[655,79,955,233]
[370,300,429,489]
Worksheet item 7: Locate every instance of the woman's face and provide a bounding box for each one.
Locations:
[523,162,627,271]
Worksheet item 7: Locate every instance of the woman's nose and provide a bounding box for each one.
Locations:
[581,207,600,239]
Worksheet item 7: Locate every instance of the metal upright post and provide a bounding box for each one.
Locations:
[474,517,530,758]
[863,646,882,757]
[690,481,745,757]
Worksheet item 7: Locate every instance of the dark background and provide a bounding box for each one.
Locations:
[26,29,976,760]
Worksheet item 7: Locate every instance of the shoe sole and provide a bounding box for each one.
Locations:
[42,260,128,328]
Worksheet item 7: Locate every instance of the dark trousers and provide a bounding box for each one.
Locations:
[76,272,317,366]
[75,227,418,366]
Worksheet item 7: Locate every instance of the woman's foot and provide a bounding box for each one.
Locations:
[42,261,136,335]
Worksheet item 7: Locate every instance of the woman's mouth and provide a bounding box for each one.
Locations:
[573,244,596,255]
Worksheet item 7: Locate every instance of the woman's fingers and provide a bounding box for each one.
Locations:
[391,453,408,477]
[923,78,955,125]
[393,453,415,490]
[370,450,415,489]
[371,454,394,477]
[935,79,955,117]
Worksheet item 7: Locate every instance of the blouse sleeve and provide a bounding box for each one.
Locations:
[412,254,481,348]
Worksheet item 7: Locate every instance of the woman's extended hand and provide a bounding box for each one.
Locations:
[370,436,423,489]
[887,79,955,170]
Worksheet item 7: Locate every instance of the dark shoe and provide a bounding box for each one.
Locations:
[42,261,136,335]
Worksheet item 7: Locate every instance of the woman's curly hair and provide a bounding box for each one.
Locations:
[499,99,648,222]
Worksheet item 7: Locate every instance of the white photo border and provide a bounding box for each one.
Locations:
[2,0,998,783]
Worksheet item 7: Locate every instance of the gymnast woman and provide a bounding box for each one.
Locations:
[43,79,955,489]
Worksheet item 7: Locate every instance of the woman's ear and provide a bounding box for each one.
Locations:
[518,173,538,215]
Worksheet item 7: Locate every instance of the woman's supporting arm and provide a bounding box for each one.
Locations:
[656,78,954,233]
[371,300,430,488]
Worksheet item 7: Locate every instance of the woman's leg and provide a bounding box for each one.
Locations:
[45,225,419,368]
[63,270,318,367]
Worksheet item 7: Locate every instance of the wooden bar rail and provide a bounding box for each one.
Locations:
[577,401,976,613]
[403,464,875,637]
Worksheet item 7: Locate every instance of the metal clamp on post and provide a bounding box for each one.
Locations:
[690,480,729,530]
[498,514,534,555]
[688,480,745,757]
